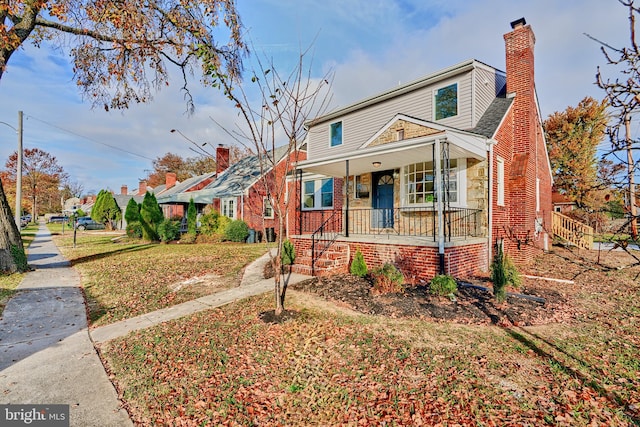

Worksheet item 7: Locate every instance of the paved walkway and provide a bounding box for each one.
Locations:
[0,223,311,426]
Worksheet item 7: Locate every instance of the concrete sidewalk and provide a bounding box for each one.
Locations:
[0,224,312,426]
[0,223,133,426]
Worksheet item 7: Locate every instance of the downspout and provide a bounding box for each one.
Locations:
[434,138,445,274]
[241,193,245,222]
[297,169,302,235]
[487,138,497,268]
[345,160,350,238]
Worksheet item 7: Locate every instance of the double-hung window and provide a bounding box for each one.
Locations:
[263,198,274,219]
[221,197,236,219]
[303,178,334,210]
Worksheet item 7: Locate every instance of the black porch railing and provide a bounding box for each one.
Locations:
[310,210,342,276]
[300,207,483,241]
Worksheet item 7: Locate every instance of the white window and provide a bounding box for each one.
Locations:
[263,198,274,219]
[302,178,334,210]
[536,178,540,212]
[330,121,342,147]
[403,159,464,206]
[353,175,368,199]
[434,83,458,120]
[221,197,236,219]
[497,157,505,206]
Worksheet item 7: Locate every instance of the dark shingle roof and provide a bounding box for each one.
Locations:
[469,96,513,138]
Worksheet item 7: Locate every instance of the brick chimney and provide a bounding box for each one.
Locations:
[504,17,536,154]
[138,180,147,195]
[165,172,177,189]
[121,185,128,195]
[216,144,230,175]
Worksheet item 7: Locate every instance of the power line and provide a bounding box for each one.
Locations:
[26,115,155,161]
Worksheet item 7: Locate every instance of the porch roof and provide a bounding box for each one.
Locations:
[296,129,490,177]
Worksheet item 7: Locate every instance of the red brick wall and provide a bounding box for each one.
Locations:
[290,237,487,283]
[495,20,552,266]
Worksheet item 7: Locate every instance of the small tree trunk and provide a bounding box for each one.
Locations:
[0,182,25,272]
[274,255,284,316]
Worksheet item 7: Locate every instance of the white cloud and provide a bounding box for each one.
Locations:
[1,0,634,194]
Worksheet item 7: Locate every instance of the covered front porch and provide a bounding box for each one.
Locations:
[290,126,493,279]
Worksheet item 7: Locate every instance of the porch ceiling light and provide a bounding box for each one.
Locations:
[372,161,382,168]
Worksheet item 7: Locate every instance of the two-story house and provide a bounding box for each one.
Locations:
[287,18,553,282]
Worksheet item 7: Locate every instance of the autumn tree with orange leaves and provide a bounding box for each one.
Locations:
[544,97,610,210]
[0,0,247,272]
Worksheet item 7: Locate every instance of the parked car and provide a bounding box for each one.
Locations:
[48,215,69,224]
[75,216,105,231]
[20,215,31,227]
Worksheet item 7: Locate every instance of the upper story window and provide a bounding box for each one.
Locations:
[434,83,458,120]
[263,198,274,219]
[403,159,460,206]
[330,121,343,147]
[303,178,334,210]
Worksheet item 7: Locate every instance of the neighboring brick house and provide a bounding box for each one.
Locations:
[287,18,553,281]
[552,191,577,214]
[184,145,305,241]
[155,171,217,218]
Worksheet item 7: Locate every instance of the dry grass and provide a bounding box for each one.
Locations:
[96,246,640,426]
[53,234,269,326]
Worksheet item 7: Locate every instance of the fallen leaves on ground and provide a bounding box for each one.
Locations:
[99,244,639,426]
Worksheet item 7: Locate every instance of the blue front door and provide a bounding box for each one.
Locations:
[373,172,394,228]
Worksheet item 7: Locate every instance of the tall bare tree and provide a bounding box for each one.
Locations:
[0,0,247,272]
[216,48,334,315]
[588,0,640,239]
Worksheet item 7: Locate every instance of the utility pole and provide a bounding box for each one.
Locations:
[624,114,638,239]
[16,111,23,228]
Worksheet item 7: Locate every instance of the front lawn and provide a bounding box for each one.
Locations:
[53,234,268,326]
[98,247,640,426]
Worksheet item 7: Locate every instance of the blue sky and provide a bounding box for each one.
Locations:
[0,0,634,195]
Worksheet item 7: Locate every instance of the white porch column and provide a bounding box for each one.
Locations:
[434,138,445,273]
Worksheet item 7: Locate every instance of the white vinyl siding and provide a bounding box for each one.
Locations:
[473,67,507,126]
[306,72,475,160]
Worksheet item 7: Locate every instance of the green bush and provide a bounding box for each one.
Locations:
[429,275,457,297]
[187,198,197,235]
[490,243,521,303]
[503,254,522,289]
[224,219,249,242]
[371,263,405,295]
[126,221,143,239]
[350,249,368,278]
[158,219,180,243]
[282,239,296,265]
[199,211,221,236]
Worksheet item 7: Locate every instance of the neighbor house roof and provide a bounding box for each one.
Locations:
[180,145,292,205]
[156,172,217,204]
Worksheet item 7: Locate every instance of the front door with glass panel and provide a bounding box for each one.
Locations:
[372,171,394,229]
